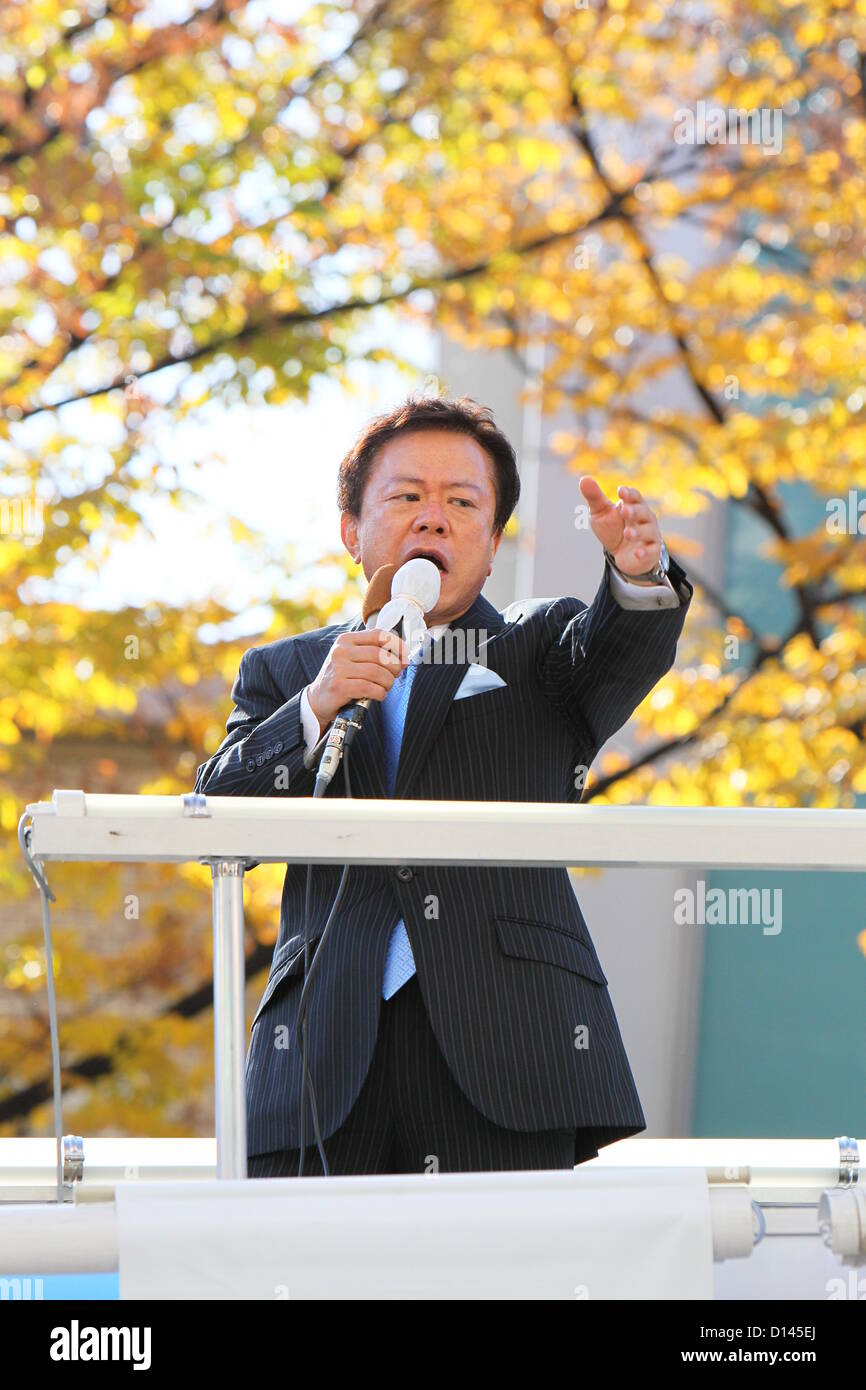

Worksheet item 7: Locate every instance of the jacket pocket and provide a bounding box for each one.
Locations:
[446,686,510,723]
[251,933,319,1027]
[493,915,608,985]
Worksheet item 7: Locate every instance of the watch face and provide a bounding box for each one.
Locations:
[659,539,669,571]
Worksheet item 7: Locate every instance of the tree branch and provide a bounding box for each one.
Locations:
[0,939,274,1125]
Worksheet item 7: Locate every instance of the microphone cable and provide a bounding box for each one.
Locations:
[294,729,356,1178]
[294,605,415,1177]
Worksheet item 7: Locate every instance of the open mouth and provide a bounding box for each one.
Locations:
[406,549,448,573]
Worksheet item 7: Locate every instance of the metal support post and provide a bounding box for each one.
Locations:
[208,860,247,1179]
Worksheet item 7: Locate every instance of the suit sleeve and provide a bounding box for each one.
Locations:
[605,559,681,609]
[536,558,692,754]
[193,645,318,797]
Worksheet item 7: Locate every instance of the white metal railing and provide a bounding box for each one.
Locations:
[18,791,866,1188]
[1,1136,857,1203]
[1,1138,864,1275]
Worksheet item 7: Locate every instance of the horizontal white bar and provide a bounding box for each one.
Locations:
[0,1203,118,1274]
[25,793,866,870]
[0,1137,854,1203]
[0,1139,216,1198]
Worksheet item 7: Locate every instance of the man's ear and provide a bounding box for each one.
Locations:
[340,511,360,564]
[487,527,504,574]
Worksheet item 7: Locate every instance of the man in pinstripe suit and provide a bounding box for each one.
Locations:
[194,395,693,1176]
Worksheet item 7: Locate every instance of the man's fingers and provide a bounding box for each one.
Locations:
[623,518,657,539]
[336,660,404,689]
[376,629,409,661]
[578,475,615,513]
[353,628,404,646]
[341,676,401,702]
[340,650,406,676]
[620,497,652,519]
[343,629,409,661]
[619,497,657,537]
[384,633,410,662]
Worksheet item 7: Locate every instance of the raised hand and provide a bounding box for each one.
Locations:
[579,477,663,578]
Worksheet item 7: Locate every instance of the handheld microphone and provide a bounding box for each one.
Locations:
[309,557,441,795]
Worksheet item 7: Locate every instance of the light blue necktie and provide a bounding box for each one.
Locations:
[381,651,421,999]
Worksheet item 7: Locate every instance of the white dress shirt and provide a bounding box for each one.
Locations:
[299,559,680,747]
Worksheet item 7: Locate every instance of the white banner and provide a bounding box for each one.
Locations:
[116,1166,714,1300]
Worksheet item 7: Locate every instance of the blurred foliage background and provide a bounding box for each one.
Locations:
[2,0,866,1137]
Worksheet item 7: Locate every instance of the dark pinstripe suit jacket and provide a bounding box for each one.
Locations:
[194,555,692,1156]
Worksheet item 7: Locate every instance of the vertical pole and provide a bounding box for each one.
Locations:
[515,310,545,601]
[210,860,247,1179]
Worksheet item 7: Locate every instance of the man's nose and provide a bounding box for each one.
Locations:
[411,502,448,534]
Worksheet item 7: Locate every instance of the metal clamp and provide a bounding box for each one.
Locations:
[751,1199,767,1246]
[838,1136,859,1186]
[62,1134,84,1187]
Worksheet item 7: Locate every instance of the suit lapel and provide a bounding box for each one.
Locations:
[348,685,387,799]
[393,592,504,799]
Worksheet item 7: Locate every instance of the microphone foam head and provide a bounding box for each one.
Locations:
[391,556,441,613]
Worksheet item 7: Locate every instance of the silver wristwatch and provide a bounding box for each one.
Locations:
[604,538,670,584]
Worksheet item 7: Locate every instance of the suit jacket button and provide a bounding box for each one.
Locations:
[245,759,255,771]
[265,747,273,758]
[255,754,265,766]
[396,866,414,882]
[274,741,283,753]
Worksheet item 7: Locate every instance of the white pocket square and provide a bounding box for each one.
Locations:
[453,665,507,700]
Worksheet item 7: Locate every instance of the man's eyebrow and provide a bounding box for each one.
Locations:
[388,475,482,492]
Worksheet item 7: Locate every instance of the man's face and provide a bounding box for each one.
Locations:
[341,429,503,625]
